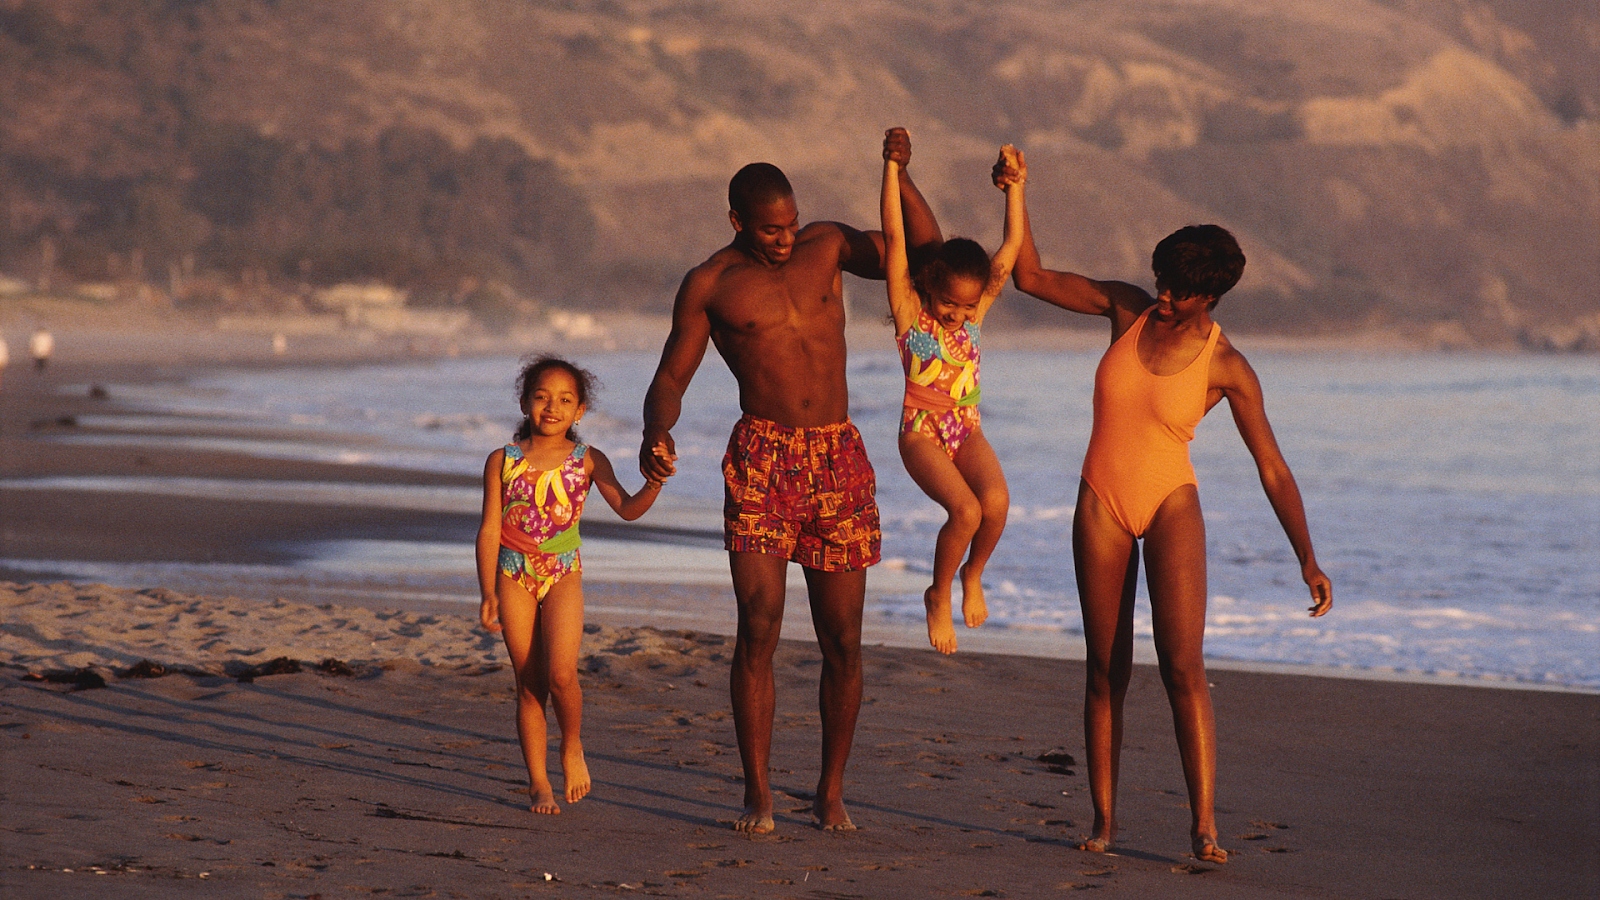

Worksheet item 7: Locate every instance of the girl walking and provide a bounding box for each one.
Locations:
[476,355,668,813]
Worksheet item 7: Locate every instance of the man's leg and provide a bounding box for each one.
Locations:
[728,551,789,833]
[803,566,866,830]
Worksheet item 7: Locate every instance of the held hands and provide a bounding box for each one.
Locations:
[643,444,675,490]
[992,145,1026,188]
[640,428,678,483]
[883,127,912,167]
[1303,562,1333,617]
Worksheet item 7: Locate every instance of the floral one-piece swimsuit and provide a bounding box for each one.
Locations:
[497,442,589,601]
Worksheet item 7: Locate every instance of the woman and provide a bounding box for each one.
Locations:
[1003,162,1333,862]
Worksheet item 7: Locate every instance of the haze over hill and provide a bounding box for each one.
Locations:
[2,0,1596,347]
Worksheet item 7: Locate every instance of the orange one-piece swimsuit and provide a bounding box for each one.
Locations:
[1080,309,1221,538]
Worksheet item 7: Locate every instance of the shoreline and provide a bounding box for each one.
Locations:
[1,320,1592,694]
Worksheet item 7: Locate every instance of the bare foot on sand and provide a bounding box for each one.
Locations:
[734,805,775,835]
[959,563,988,628]
[812,797,856,832]
[529,783,561,815]
[924,587,957,654]
[1193,834,1229,864]
[1078,818,1114,853]
[562,741,590,804]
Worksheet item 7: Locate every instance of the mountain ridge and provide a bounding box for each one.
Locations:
[1,0,1595,347]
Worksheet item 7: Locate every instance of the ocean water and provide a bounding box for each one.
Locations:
[13,340,1599,689]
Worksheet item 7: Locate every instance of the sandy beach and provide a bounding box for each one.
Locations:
[2,315,1597,899]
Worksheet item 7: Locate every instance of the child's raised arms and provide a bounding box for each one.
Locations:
[881,152,920,336]
[979,145,1027,325]
[882,144,1029,336]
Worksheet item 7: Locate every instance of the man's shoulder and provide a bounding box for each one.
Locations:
[680,245,746,293]
[797,220,853,245]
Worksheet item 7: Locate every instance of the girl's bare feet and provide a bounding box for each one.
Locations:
[530,783,561,815]
[924,587,957,654]
[562,741,590,804]
[959,562,988,628]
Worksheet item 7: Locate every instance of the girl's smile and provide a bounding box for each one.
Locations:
[524,369,585,438]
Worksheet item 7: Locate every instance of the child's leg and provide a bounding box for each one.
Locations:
[1072,480,1139,851]
[538,574,589,804]
[495,572,559,813]
[952,428,1009,628]
[898,431,982,654]
[1143,487,1226,863]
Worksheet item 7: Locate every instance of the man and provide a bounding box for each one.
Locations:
[640,128,941,833]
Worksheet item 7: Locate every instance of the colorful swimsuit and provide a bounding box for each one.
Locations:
[898,308,982,458]
[1081,310,1220,538]
[498,442,589,601]
[723,415,881,572]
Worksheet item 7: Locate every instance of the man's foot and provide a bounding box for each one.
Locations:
[812,797,856,832]
[924,587,957,654]
[529,783,561,815]
[734,805,775,835]
[562,742,591,804]
[1077,836,1111,853]
[959,563,988,628]
[1192,835,1229,864]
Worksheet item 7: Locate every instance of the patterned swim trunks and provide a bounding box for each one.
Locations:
[722,415,881,572]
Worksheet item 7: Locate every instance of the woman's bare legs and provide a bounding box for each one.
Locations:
[1072,480,1140,852]
[1143,487,1226,862]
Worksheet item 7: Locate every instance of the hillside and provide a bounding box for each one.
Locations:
[1,0,1596,347]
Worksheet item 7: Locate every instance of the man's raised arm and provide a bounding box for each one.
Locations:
[843,127,944,280]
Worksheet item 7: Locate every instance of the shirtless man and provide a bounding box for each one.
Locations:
[641,128,941,833]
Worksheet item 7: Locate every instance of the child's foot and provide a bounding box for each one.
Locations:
[1192,834,1229,864]
[529,782,561,815]
[924,587,957,655]
[562,741,591,804]
[959,563,989,628]
[812,797,857,832]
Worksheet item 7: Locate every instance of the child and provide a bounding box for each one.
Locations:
[475,355,667,814]
[881,142,1027,654]
[997,148,1334,861]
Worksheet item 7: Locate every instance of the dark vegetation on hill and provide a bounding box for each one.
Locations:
[1,0,1595,348]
